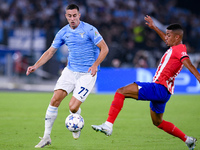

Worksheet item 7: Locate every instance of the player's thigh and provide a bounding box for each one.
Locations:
[135,81,171,101]
[117,83,139,99]
[50,89,68,107]
[73,73,97,102]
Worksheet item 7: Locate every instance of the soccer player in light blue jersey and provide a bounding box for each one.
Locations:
[26,4,109,148]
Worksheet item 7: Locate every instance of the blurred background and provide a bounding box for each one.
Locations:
[0,0,200,93]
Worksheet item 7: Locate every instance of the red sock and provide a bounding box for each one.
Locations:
[158,120,187,142]
[107,92,125,124]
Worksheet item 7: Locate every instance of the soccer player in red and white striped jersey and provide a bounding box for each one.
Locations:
[153,43,189,94]
[92,15,200,150]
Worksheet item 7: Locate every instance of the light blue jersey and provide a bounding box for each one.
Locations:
[51,21,103,72]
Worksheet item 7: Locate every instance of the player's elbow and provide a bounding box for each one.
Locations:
[102,46,109,57]
[106,46,109,55]
[106,46,109,54]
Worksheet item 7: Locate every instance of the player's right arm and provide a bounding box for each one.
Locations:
[144,15,166,42]
[26,47,57,76]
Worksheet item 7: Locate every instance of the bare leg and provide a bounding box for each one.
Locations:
[69,96,82,113]
[117,83,139,99]
[50,89,68,107]
[150,109,163,126]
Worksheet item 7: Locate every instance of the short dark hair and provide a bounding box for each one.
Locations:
[167,23,183,31]
[66,4,79,11]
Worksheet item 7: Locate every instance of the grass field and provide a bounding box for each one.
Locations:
[0,92,199,150]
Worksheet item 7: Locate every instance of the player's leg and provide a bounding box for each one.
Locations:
[44,89,68,137]
[35,67,74,148]
[92,82,170,135]
[107,82,139,124]
[92,83,139,135]
[150,107,197,149]
[151,109,187,141]
[68,96,82,140]
[69,96,82,114]
[70,72,97,139]
[148,86,188,142]
[35,89,67,148]
[150,108,163,126]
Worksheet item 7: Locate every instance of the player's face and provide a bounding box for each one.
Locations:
[165,30,177,47]
[65,9,81,29]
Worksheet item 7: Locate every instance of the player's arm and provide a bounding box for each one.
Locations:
[88,39,109,76]
[26,47,57,76]
[182,58,200,83]
[144,15,166,42]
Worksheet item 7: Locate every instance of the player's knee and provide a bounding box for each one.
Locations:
[50,97,62,107]
[152,120,162,127]
[69,105,79,113]
[116,87,125,94]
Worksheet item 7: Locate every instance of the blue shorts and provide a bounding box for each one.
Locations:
[135,82,171,114]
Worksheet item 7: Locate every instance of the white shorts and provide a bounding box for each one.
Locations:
[54,67,97,102]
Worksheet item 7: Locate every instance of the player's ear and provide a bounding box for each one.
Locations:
[175,35,180,40]
[65,13,68,19]
[79,12,81,19]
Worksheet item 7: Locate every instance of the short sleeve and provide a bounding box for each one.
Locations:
[51,29,65,48]
[174,44,189,62]
[88,26,103,45]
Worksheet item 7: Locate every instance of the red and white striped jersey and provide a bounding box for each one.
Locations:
[153,44,189,94]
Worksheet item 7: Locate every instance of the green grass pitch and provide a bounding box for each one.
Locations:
[0,92,199,150]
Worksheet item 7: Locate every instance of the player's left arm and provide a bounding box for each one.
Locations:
[88,39,109,77]
[144,15,166,42]
[182,58,200,83]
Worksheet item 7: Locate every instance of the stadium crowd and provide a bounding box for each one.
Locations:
[0,0,200,70]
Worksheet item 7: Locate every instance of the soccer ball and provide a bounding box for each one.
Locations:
[65,114,84,132]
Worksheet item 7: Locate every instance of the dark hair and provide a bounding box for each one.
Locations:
[167,23,183,30]
[66,4,79,11]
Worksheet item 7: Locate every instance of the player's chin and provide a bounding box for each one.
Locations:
[71,22,75,25]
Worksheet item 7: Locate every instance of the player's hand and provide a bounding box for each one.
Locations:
[26,65,37,76]
[88,65,97,77]
[144,15,156,29]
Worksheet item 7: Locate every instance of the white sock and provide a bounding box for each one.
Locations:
[185,136,192,143]
[69,107,81,115]
[105,121,113,129]
[43,104,58,138]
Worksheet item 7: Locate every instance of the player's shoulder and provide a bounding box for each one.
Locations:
[56,24,69,36]
[173,44,186,50]
[172,44,188,58]
[80,21,94,28]
[80,21,95,32]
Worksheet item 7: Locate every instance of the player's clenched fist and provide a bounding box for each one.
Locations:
[26,66,37,76]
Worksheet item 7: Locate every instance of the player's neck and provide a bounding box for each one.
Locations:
[172,41,182,47]
[70,21,80,30]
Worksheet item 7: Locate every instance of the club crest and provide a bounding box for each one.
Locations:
[79,32,85,38]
